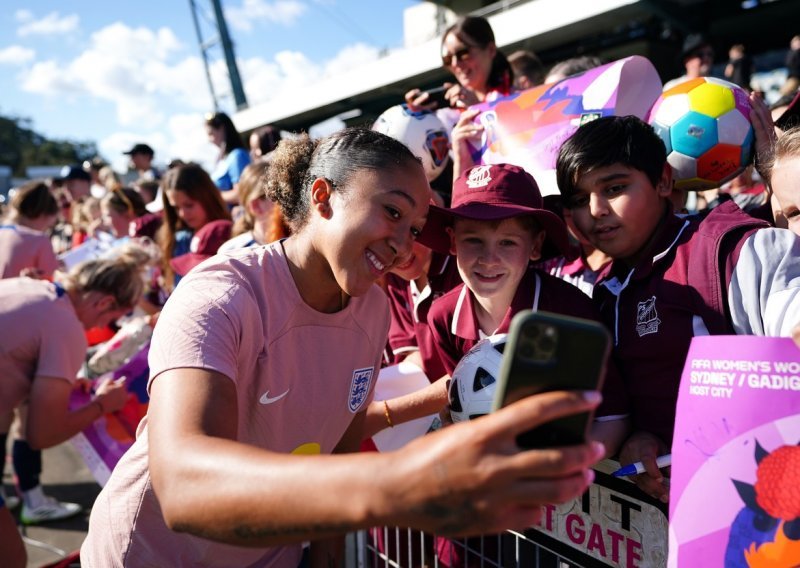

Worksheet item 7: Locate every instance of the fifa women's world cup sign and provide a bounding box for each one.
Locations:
[669,336,800,566]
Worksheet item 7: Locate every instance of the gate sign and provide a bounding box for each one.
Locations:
[669,336,800,567]
[527,465,669,567]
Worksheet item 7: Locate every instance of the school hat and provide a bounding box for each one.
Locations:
[170,219,232,277]
[417,163,569,260]
[123,143,155,157]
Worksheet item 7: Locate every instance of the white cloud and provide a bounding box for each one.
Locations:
[20,22,189,128]
[322,43,380,77]
[225,0,307,32]
[22,60,85,95]
[17,17,384,173]
[17,11,79,37]
[0,45,36,65]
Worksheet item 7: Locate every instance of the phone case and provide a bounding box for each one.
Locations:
[492,310,611,448]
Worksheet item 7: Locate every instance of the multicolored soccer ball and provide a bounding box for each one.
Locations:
[449,334,506,423]
[648,77,754,191]
[372,104,450,182]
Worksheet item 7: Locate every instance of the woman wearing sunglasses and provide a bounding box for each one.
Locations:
[405,16,514,177]
[406,16,513,111]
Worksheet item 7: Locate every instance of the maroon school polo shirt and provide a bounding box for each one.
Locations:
[427,266,629,417]
[384,253,461,382]
[593,204,766,446]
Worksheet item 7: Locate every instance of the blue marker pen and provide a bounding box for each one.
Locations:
[612,454,672,477]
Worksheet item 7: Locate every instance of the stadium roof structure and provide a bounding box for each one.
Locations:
[232,0,797,135]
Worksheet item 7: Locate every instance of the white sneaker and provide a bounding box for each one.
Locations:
[3,493,20,510]
[20,496,82,525]
[0,486,20,510]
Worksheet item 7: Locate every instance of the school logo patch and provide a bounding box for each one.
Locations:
[466,165,492,188]
[348,367,374,412]
[636,296,661,337]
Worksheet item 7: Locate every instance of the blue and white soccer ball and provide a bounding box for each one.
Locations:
[372,104,450,182]
[449,334,507,423]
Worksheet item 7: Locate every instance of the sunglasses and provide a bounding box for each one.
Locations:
[442,46,472,68]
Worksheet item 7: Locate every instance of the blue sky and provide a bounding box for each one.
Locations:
[0,0,418,172]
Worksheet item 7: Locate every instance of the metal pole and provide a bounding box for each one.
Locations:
[188,0,219,110]
[211,0,249,109]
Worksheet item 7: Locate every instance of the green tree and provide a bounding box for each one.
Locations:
[0,113,100,177]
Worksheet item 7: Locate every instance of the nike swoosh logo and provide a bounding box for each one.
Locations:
[259,389,290,405]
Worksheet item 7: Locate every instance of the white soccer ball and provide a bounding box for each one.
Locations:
[372,104,450,182]
[449,334,507,423]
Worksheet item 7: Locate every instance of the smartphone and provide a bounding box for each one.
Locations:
[422,85,449,108]
[492,310,611,449]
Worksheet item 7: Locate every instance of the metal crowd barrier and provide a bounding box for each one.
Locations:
[345,460,670,568]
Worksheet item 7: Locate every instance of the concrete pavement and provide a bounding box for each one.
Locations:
[4,442,99,567]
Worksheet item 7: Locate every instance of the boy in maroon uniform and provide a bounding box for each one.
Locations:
[557,114,800,503]
[421,162,629,567]
[422,163,629,442]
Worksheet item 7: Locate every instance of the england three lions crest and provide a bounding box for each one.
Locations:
[348,367,374,412]
[636,296,661,337]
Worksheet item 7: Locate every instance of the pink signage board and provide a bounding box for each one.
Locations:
[468,55,663,195]
[669,335,800,567]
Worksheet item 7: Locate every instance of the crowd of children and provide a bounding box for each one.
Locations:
[0,15,799,568]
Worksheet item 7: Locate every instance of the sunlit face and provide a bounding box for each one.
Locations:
[130,153,151,171]
[318,163,430,298]
[207,125,225,148]
[441,32,495,95]
[771,155,800,236]
[101,202,133,238]
[167,189,209,230]
[448,217,544,306]
[565,164,671,266]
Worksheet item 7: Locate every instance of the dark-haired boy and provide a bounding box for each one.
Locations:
[557,115,800,502]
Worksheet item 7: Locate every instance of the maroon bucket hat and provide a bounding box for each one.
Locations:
[417,163,569,260]
[170,219,233,277]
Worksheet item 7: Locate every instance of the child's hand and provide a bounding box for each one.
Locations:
[445,84,479,109]
[793,323,800,349]
[94,376,128,414]
[450,108,483,177]
[619,430,670,503]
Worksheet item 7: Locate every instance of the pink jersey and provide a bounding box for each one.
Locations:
[0,223,59,279]
[83,242,389,567]
[0,278,85,415]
